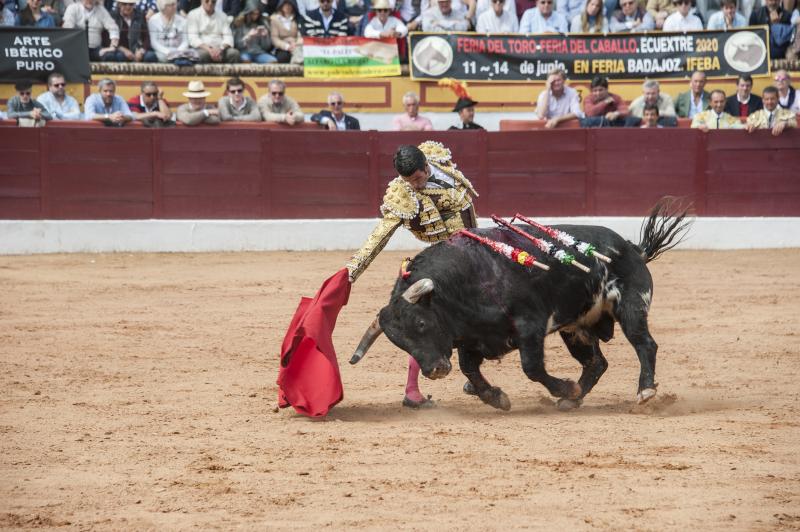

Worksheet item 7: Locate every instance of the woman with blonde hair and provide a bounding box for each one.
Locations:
[570,0,608,32]
[270,0,303,64]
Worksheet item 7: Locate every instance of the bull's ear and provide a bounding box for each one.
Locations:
[402,278,434,304]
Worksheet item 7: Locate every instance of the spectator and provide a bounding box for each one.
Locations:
[177,80,220,125]
[40,0,67,26]
[109,0,158,62]
[519,0,568,33]
[270,0,304,64]
[582,75,627,127]
[663,0,703,29]
[128,81,173,126]
[422,0,470,30]
[392,91,433,131]
[7,81,51,126]
[107,0,159,18]
[218,77,262,121]
[773,69,799,112]
[364,0,409,37]
[691,90,744,130]
[675,71,710,118]
[15,0,55,26]
[749,0,798,58]
[646,0,674,27]
[570,0,608,31]
[746,86,797,136]
[234,0,277,63]
[705,0,746,27]
[559,0,588,21]
[187,0,240,63]
[36,73,81,121]
[535,69,582,128]
[476,0,518,31]
[258,79,305,125]
[609,0,655,31]
[311,91,361,130]
[724,73,763,118]
[787,18,800,61]
[302,0,350,35]
[63,0,120,61]
[639,103,661,128]
[626,79,677,127]
[474,0,516,28]
[449,95,483,130]
[148,0,194,63]
[84,78,133,126]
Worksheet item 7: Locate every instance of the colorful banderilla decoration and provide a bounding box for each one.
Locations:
[459,230,550,271]
[511,213,612,264]
[491,215,591,273]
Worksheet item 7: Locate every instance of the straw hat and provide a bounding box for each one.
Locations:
[371,0,391,9]
[117,0,137,4]
[182,80,210,98]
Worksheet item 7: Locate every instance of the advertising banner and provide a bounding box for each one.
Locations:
[0,28,91,83]
[410,27,769,81]
[303,36,401,78]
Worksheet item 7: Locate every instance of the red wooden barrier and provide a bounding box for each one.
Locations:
[1,127,798,219]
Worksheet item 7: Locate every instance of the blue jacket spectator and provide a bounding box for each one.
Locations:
[84,78,134,126]
[15,0,55,25]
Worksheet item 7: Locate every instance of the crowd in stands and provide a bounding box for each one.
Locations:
[2,0,800,61]
[2,69,798,134]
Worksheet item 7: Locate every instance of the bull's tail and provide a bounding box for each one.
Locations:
[637,197,693,263]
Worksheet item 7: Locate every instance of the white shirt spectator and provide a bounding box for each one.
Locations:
[62,2,119,49]
[422,3,470,31]
[705,9,746,28]
[148,12,189,62]
[536,85,582,119]
[519,7,569,32]
[186,5,234,49]
[662,10,703,30]
[364,14,408,36]
[37,91,82,120]
[474,0,516,23]
[476,7,519,31]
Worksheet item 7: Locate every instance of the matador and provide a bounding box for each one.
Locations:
[346,141,479,408]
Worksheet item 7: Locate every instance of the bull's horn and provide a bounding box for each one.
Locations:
[401,278,434,304]
[349,315,383,365]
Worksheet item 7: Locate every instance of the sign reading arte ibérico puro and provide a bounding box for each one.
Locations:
[0,28,91,83]
[409,27,769,81]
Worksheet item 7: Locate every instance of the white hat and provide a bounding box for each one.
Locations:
[182,80,210,98]
[371,0,391,8]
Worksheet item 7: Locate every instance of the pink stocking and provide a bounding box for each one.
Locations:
[404,355,425,402]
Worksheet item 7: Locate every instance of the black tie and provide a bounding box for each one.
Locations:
[716,115,720,129]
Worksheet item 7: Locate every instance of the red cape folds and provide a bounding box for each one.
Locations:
[277,268,351,417]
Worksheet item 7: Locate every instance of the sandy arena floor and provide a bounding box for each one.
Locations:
[1,248,799,530]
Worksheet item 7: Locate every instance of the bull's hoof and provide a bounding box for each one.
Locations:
[479,387,511,411]
[636,387,657,404]
[463,381,478,396]
[556,397,583,411]
[564,380,582,400]
[402,395,436,409]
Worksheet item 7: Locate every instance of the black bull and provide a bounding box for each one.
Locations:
[350,199,691,411]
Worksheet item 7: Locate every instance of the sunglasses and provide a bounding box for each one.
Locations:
[538,1,552,4]
[331,101,343,106]
[52,82,65,87]
[271,91,284,96]
[228,88,243,93]
[491,0,504,3]
[143,91,158,96]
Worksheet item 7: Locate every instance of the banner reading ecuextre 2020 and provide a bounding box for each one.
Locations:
[409,27,769,81]
[0,28,91,83]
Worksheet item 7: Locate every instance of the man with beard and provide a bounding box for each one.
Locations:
[36,73,81,121]
[83,78,133,127]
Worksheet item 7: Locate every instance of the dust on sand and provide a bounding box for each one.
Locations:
[1,249,799,530]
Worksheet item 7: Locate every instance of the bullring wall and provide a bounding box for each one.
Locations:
[2,126,798,220]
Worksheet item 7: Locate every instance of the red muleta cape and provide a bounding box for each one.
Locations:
[277,268,351,417]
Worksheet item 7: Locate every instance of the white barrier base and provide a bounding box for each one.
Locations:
[1,217,799,254]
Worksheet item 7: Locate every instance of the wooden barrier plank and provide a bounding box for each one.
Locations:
[0,198,40,219]
[706,194,800,216]
[160,129,262,152]
[161,196,265,218]
[49,200,154,219]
